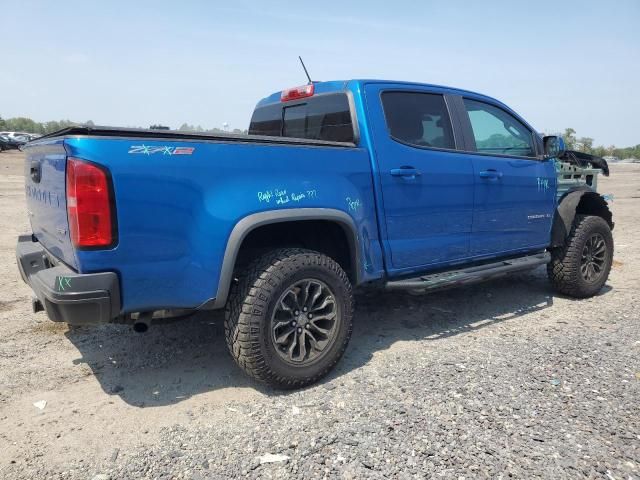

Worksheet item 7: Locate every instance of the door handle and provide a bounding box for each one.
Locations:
[479,169,503,179]
[390,167,421,178]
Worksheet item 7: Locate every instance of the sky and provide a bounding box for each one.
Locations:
[1,0,639,146]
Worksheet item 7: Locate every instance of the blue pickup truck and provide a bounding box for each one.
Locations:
[17,80,613,388]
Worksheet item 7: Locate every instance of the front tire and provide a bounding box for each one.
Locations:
[224,248,354,389]
[547,215,613,298]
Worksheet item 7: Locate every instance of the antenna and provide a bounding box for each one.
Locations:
[298,56,313,84]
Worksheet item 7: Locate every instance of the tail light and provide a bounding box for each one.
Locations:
[281,84,314,102]
[66,157,116,248]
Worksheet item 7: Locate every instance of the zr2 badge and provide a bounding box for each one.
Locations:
[128,145,195,155]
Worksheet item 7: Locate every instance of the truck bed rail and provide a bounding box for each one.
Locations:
[33,126,356,148]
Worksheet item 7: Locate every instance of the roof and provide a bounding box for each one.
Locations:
[256,79,507,109]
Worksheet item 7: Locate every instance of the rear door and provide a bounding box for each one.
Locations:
[458,97,556,256]
[364,84,475,273]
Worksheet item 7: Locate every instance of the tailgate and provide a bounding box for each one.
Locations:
[24,141,77,269]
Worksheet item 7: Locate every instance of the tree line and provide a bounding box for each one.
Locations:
[177,123,248,135]
[560,128,639,160]
[0,116,94,134]
[0,115,247,136]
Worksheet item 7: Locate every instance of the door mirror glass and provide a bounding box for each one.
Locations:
[543,135,566,159]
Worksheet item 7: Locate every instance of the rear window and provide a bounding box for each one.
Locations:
[249,93,354,143]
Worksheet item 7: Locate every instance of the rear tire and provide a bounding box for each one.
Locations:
[224,248,354,389]
[547,215,613,298]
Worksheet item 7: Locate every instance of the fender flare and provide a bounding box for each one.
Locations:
[210,208,361,309]
[551,188,613,247]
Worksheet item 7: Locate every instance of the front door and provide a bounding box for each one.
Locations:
[364,85,475,273]
[460,97,556,257]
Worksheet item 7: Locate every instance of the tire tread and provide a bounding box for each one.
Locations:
[224,248,353,389]
[547,214,613,298]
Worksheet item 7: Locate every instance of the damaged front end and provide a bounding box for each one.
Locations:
[555,151,610,198]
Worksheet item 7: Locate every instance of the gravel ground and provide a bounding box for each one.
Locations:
[0,149,638,479]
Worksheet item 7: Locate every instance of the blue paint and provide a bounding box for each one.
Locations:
[60,136,380,312]
[23,78,568,314]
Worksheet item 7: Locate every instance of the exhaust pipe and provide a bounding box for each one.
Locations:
[133,312,153,333]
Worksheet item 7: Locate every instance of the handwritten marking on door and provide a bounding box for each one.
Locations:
[537,178,550,191]
[346,197,361,212]
[258,188,317,205]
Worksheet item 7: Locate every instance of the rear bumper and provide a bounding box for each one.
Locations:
[16,234,121,324]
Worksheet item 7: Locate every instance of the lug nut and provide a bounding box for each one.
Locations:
[291,321,297,327]
[294,310,300,315]
[303,307,308,312]
[297,327,303,333]
[305,324,310,329]
[308,313,313,319]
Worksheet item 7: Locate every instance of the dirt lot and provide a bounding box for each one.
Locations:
[0,149,638,479]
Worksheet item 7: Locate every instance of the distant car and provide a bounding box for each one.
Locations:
[0,132,37,141]
[0,132,24,139]
[13,135,31,144]
[0,134,24,150]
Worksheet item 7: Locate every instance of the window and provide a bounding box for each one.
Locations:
[381,92,455,149]
[248,93,354,143]
[247,103,282,137]
[463,99,536,157]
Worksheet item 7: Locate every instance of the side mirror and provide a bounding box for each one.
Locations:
[543,135,566,159]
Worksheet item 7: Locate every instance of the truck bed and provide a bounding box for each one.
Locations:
[23,129,378,315]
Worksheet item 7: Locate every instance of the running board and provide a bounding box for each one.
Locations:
[385,252,550,292]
